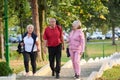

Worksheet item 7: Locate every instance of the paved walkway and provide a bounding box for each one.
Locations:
[16,53,120,80]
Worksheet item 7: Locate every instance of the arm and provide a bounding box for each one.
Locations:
[35,37,40,52]
[58,25,65,50]
[20,39,24,46]
[61,33,65,50]
[66,33,70,43]
[80,31,85,54]
[43,28,48,53]
[43,40,47,47]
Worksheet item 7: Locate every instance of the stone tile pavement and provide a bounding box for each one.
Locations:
[16,61,102,80]
[16,53,120,80]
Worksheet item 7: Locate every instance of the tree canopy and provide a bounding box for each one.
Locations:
[1,0,119,32]
[1,0,120,60]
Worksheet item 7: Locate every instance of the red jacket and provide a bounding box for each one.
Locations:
[43,25,63,47]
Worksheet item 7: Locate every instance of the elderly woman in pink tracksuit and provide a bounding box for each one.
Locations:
[68,20,85,79]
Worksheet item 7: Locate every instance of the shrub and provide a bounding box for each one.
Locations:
[0,61,13,76]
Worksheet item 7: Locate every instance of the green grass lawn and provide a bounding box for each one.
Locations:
[84,40,120,60]
[96,65,120,80]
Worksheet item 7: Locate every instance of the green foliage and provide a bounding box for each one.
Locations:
[0,61,13,76]
[1,0,119,33]
[10,50,22,60]
[8,0,32,27]
[97,65,120,80]
[1,0,111,33]
[0,0,32,35]
[46,0,109,33]
[108,0,120,26]
[0,0,3,17]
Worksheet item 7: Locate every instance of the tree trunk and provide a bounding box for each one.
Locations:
[38,0,46,61]
[0,18,4,59]
[112,23,116,45]
[30,0,42,61]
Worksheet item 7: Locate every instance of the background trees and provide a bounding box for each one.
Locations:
[0,0,120,61]
[106,0,120,45]
[0,0,4,59]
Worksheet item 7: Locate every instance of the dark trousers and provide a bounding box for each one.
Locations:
[48,44,62,74]
[23,51,37,74]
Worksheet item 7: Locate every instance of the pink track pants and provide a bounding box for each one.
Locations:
[69,50,81,75]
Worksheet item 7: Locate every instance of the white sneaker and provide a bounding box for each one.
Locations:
[25,72,29,77]
[75,78,81,80]
[33,73,37,76]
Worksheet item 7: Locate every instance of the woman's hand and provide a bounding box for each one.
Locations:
[43,46,47,54]
[37,47,40,52]
[43,40,47,54]
[80,52,83,57]
[20,42,24,46]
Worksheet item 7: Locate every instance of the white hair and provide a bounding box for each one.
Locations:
[49,18,56,22]
[26,24,34,30]
[72,20,81,28]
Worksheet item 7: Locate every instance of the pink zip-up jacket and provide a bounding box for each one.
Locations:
[68,29,85,53]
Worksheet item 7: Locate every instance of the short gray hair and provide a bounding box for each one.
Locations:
[26,24,34,30]
[49,18,56,22]
[72,20,81,27]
